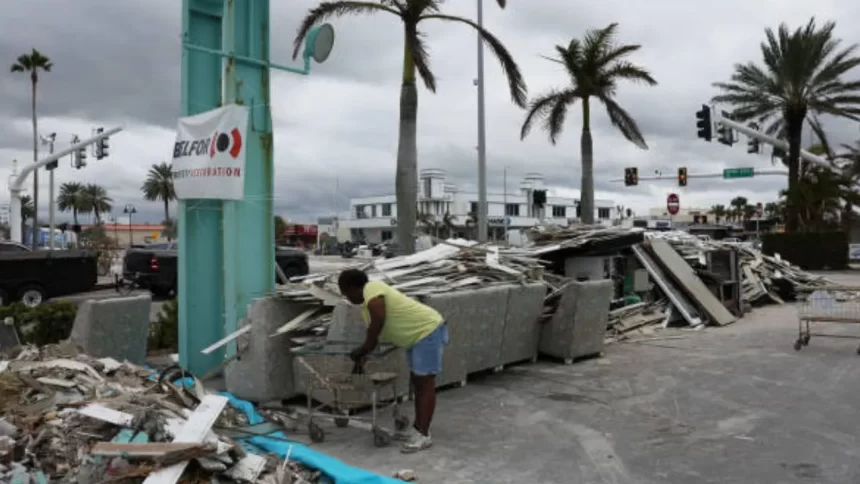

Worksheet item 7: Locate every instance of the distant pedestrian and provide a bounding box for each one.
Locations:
[338,268,448,453]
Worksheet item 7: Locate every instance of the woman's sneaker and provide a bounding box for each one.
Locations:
[400,430,432,453]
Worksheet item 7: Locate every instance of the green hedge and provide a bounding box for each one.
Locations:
[762,232,848,270]
[0,301,79,346]
[149,299,178,351]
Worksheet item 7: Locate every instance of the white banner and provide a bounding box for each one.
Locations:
[172,104,249,200]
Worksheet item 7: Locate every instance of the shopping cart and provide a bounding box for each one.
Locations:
[292,340,410,447]
[795,286,860,354]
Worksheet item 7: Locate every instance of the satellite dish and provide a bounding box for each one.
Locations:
[304,24,335,64]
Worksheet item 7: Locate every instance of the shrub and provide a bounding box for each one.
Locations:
[762,232,848,270]
[149,298,178,351]
[0,301,78,346]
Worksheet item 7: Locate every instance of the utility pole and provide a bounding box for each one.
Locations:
[475,0,488,243]
[41,133,57,250]
[503,166,508,235]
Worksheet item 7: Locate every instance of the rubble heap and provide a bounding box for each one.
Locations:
[273,239,560,347]
[649,231,834,303]
[0,342,320,483]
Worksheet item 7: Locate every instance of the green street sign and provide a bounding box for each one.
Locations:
[723,167,754,179]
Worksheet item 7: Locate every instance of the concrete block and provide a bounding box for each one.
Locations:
[539,280,613,361]
[69,294,151,365]
[423,292,469,388]
[499,283,547,365]
[325,302,366,343]
[225,297,314,402]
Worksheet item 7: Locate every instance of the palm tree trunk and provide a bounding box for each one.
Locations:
[580,98,595,225]
[72,208,78,225]
[30,75,39,249]
[785,115,804,233]
[395,36,419,255]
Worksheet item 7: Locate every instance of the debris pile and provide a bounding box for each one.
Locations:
[272,239,560,347]
[523,225,645,251]
[649,231,834,304]
[0,342,321,483]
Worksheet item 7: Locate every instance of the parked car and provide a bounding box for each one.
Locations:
[122,243,309,297]
[0,247,98,307]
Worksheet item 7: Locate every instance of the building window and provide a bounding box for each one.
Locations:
[381,230,393,241]
[424,178,432,198]
[470,202,478,215]
[371,205,377,218]
[382,203,392,217]
[505,204,520,216]
[552,205,566,218]
[597,207,611,220]
[354,205,366,219]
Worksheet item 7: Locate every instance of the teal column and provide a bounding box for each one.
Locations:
[221,0,275,355]
[179,0,226,375]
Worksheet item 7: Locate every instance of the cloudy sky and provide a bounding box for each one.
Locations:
[2,0,860,224]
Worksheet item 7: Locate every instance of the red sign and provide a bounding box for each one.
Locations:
[667,193,680,215]
[755,202,763,217]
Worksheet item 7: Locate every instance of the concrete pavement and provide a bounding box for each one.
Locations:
[312,300,860,483]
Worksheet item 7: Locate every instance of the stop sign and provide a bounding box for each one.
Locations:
[667,193,680,215]
[756,202,763,217]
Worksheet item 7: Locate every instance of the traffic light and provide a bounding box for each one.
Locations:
[717,110,734,146]
[74,146,87,169]
[95,127,109,160]
[696,104,712,141]
[678,167,688,187]
[624,167,638,186]
[747,122,760,154]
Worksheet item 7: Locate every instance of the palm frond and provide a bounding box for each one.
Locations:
[599,95,648,149]
[601,61,657,86]
[292,1,400,59]
[544,96,573,145]
[520,89,575,140]
[407,28,436,91]
[420,13,526,107]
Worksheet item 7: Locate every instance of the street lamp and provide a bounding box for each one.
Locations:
[475,0,488,243]
[123,204,137,246]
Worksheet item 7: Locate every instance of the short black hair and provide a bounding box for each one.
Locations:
[338,268,368,290]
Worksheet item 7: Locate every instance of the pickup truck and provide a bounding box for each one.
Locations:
[0,242,98,307]
[122,242,310,297]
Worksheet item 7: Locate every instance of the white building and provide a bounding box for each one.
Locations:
[339,169,619,244]
[0,204,9,227]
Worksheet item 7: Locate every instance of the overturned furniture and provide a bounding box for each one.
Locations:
[539,280,614,363]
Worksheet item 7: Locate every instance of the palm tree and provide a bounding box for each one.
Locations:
[520,23,657,225]
[710,204,727,223]
[292,1,526,255]
[57,182,86,225]
[417,212,436,236]
[712,18,860,232]
[141,162,175,223]
[730,196,748,223]
[18,194,35,239]
[11,49,52,249]
[81,184,112,223]
[441,211,455,238]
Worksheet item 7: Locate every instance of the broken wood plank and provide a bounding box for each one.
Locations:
[142,395,228,484]
[90,442,212,458]
[77,404,135,427]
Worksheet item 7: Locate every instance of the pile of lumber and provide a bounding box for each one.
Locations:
[270,239,560,349]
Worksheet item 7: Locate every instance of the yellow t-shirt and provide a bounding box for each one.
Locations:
[361,280,443,348]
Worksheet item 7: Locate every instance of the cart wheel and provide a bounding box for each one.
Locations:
[309,423,325,443]
[394,415,410,431]
[802,334,811,345]
[334,417,349,428]
[373,427,392,447]
[793,340,803,351]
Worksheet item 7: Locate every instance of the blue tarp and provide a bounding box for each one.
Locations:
[171,377,404,484]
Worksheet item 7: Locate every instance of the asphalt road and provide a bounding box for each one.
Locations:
[58,255,360,321]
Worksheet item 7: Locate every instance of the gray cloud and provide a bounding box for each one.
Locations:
[1,0,860,226]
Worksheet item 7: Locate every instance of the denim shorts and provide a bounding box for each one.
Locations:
[406,322,449,376]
